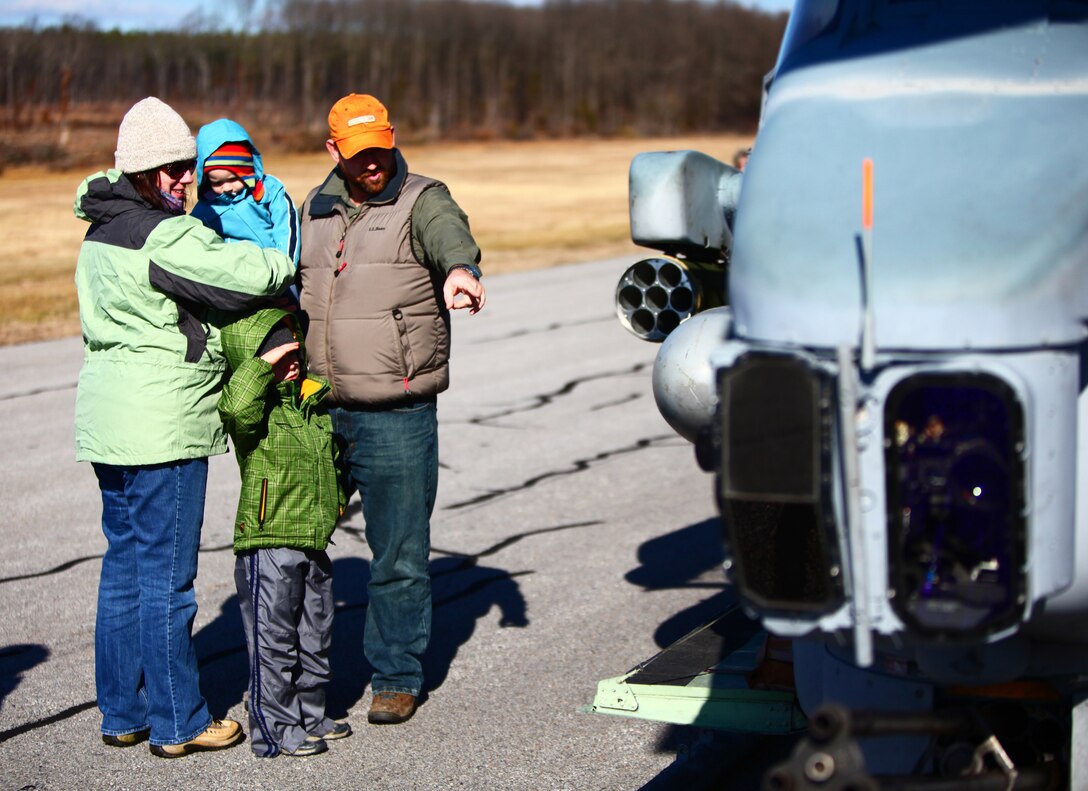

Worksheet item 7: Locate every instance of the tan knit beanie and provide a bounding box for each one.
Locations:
[114,97,196,173]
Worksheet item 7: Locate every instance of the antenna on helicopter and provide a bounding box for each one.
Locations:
[860,158,876,373]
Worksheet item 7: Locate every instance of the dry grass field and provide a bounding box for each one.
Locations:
[0,133,750,345]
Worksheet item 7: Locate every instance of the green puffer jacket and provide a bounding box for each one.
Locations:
[218,308,346,552]
[73,169,295,465]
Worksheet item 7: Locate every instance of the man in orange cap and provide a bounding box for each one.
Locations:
[297,93,486,726]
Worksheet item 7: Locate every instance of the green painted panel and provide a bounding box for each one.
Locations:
[590,673,807,733]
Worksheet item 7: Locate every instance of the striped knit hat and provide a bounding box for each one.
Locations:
[204,142,264,199]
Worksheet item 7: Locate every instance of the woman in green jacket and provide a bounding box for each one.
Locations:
[74,97,295,758]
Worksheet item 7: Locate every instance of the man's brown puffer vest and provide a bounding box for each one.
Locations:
[299,173,450,405]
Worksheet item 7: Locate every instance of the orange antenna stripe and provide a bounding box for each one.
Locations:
[862,158,874,230]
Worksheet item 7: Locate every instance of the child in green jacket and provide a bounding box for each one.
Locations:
[218,307,350,758]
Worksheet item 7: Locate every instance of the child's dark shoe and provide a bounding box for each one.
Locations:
[282,736,327,757]
[320,721,352,740]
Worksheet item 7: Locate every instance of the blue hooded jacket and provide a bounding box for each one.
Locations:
[192,118,300,268]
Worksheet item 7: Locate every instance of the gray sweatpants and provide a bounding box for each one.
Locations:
[235,546,338,756]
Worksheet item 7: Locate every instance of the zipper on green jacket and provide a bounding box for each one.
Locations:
[259,478,268,528]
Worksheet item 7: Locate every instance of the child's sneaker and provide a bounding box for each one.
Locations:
[320,721,352,740]
[282,736,327,757]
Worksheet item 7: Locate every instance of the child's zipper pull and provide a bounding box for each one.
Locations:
[258,478,268,528]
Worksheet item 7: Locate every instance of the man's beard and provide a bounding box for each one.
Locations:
[353,170,390,196]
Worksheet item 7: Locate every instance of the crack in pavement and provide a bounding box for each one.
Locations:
[0,542,236,586]
[0,383,77,402]
[0,518,600,585]
[466,361,650,426]
[469,315,612,345]
[432,520,601,562]
[0,700,98,745]
[590,393,642,411]
[2,360,647,579]
[444,434,679,510]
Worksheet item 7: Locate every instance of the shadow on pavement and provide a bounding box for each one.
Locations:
[0,643,50,710]
[424,553,529,695]
[327,553,530,715]
[624,516,730,649]
[324,555,374,717]
[194,592,249,718]
[0,547,528,739]
[194,550,530,720]
[620,517,802,790]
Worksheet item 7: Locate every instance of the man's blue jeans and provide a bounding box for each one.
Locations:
[92,459,213,746]
[331,400,437,696]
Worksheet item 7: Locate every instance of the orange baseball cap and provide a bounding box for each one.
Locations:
[328,94,395,158]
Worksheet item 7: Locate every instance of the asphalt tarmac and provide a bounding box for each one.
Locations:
[0,257,735,790]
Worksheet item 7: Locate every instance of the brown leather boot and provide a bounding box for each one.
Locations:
[368,691,417,724]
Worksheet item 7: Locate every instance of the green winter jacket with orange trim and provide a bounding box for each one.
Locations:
[217,308,346,553]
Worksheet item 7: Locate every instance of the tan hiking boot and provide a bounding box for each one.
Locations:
[149,718,243,758]
[368,692,417,724]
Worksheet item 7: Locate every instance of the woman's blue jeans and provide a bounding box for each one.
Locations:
[331,401,437,697]
[92,459,213,746]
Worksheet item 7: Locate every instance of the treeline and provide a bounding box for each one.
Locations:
[2,0,785,156]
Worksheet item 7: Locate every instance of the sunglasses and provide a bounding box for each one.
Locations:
[161,159,196,179]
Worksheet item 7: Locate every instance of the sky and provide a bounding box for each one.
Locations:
[0,0,793,31]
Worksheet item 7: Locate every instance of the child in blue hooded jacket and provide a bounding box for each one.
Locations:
[193,119,301,278]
